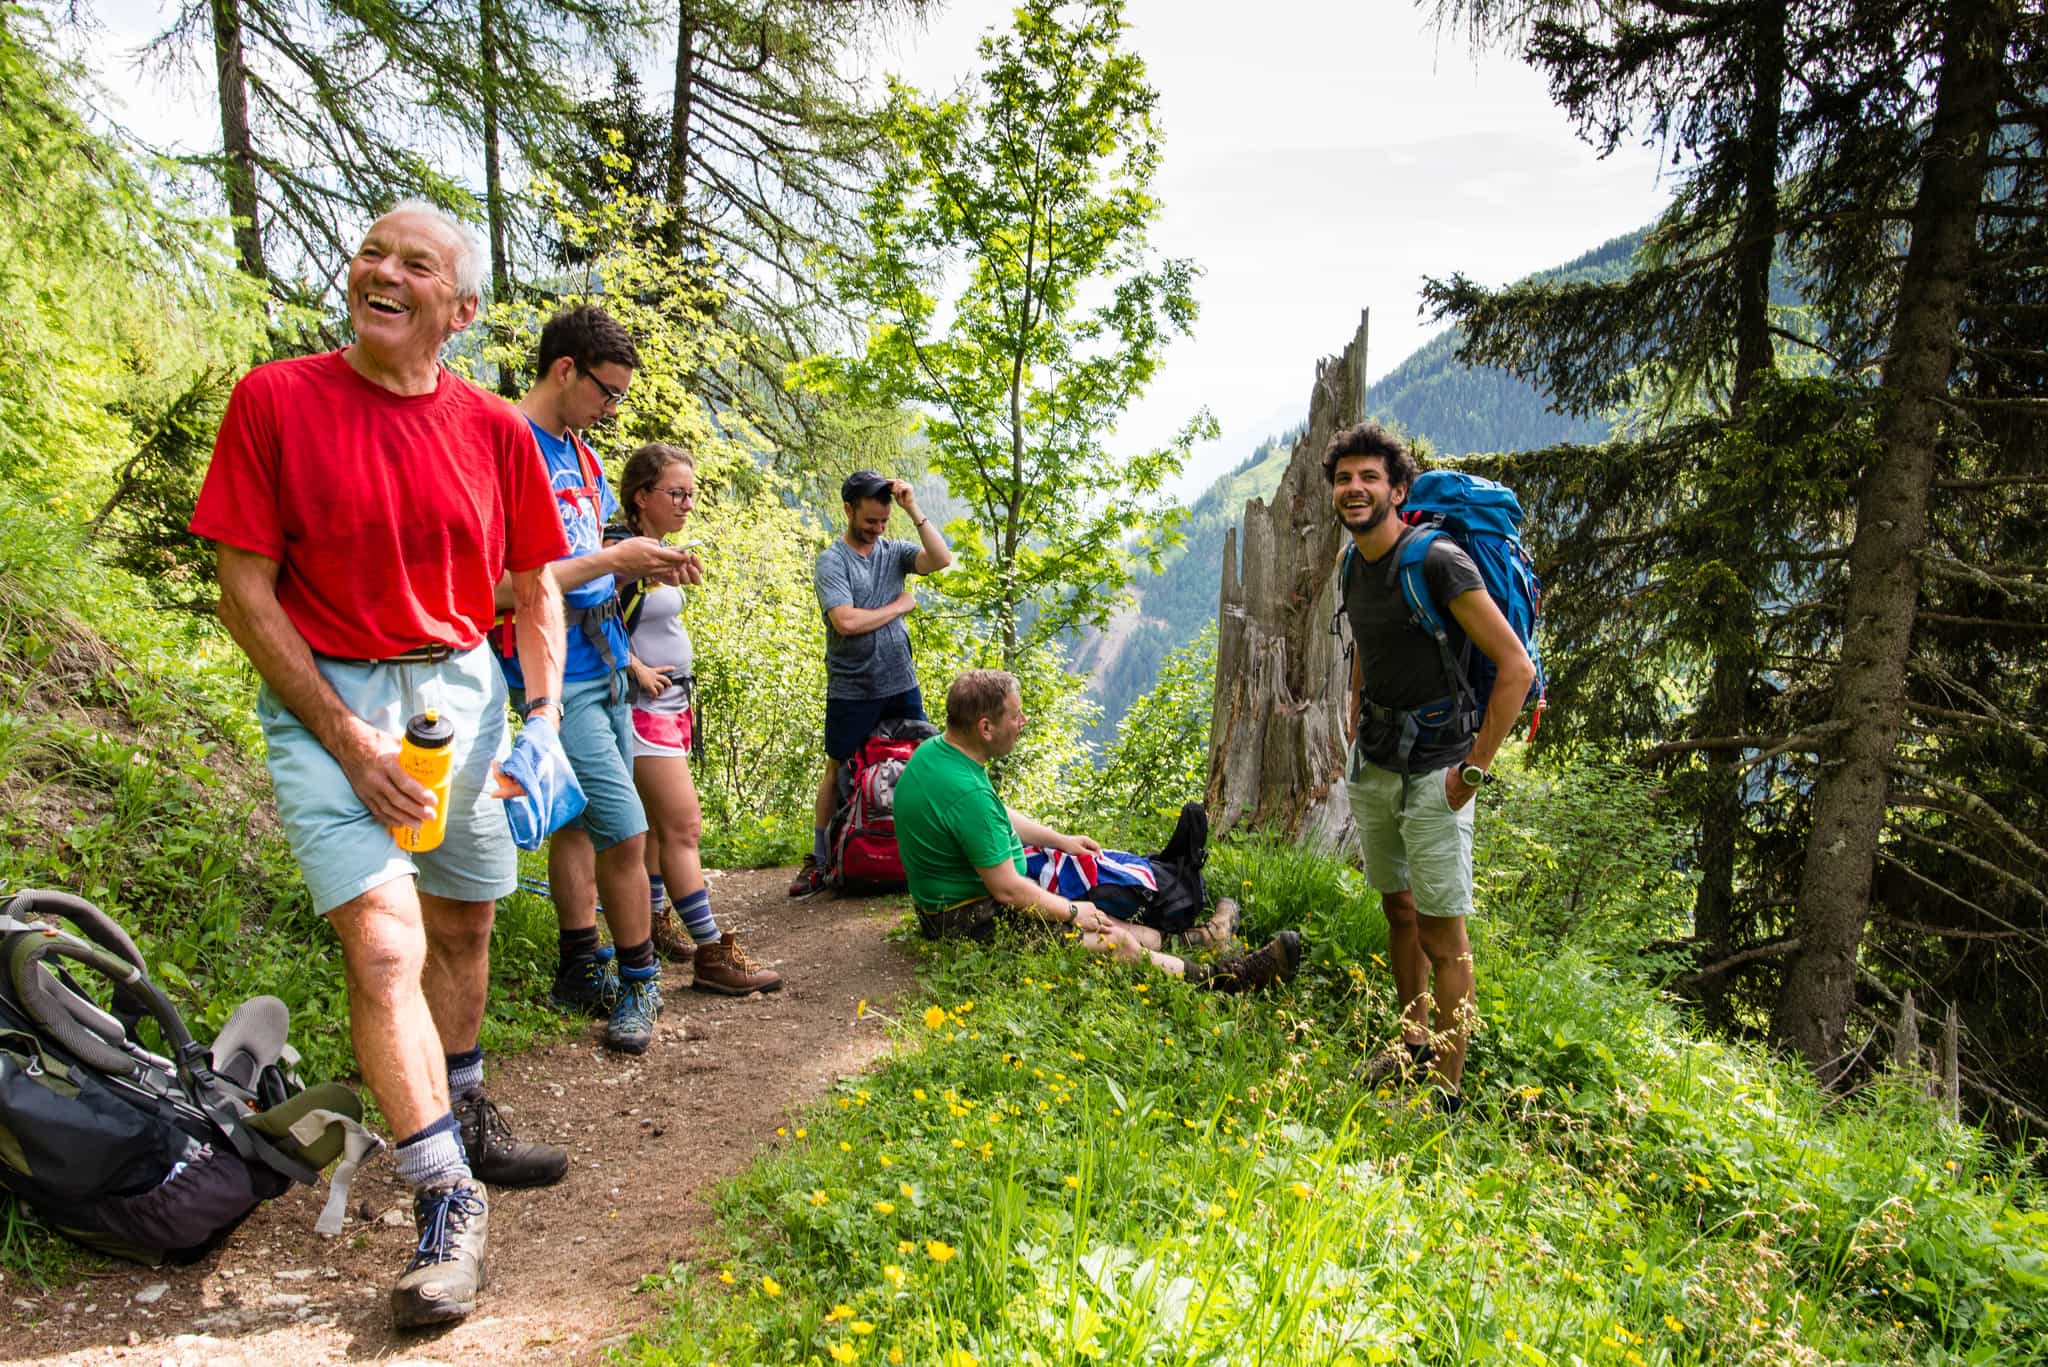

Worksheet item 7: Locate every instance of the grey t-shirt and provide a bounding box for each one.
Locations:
[815,537,922,700]
[627,582,692,716]
[1344,528,1487,773]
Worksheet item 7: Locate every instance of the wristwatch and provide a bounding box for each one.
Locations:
[1458,762,1490,788]
[521,696,557,720]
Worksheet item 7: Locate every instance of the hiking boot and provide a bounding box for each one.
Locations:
[690,932,783,996]
[1180,897,1241,952]
[390,1180,488,1330]
[787,854,827,898]
[453,1090,568,1189]
[605,971,663,1055]
[650,903,697,965]
[1191,930,1303,995]
[1353,1042,1435,1090]
[549,945,619,1016]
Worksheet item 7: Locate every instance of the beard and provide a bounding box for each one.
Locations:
[1336,497,1391,535]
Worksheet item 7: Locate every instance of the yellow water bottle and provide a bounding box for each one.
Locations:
[392,710,455,853]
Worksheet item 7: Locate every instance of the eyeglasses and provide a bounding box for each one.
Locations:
[579,366,626,407]
[653,486,692,505]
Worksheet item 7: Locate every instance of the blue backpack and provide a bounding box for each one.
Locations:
[1338,469,1547,746]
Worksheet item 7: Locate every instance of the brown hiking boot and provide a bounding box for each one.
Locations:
[649,903,696,965]
[787,854,826,898]
[691,932,783,995]
[1179,897,1241,951]
[1190,930,1303,995]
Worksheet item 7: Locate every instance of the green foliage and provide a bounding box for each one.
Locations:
[813,0,1213,668]
[618,820,2046,1364]
[1473,748,1699,967]
[0,12,266,513]
[1091,625,1215,849]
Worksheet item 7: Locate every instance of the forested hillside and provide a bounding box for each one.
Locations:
[1087,231,1637,732]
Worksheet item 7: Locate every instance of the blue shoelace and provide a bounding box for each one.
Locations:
[406,1186,485,1271]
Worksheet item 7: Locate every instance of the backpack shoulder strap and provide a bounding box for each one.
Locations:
[1390,525,1473,704]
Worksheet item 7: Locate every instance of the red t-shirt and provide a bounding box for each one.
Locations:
[191,351,568,658]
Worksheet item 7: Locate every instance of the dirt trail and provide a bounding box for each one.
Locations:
[3,869,918,1366]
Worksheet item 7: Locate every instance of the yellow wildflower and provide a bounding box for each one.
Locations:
[827,1304,854,1321]
[853,1321,876,1335]
[923,1005,947,1030]
[718,1269,735,1284]
[1064,1175,1081,1189]
[829,1345,858,1364]
[810,1189,829,1206]
[762,1275,782,1297]
[875,1200,896,1215]
[883,1263,906,1287]
[927,1239,957,1263]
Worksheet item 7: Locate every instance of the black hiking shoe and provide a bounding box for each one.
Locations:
[787,854,827,898]
[1353,1041,1436,1090]
[1190,930,1303,994]
[604,971,663,1055]
[390,1180,488,1330]
[453,1090,568,1189]
[550,946,620,1016]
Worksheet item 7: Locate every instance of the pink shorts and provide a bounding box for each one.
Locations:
[630,707,693,759]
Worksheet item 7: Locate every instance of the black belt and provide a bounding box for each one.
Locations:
[318,643,458,667]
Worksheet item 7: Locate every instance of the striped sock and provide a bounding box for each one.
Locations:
[445,1047,484,1100]
[674,887,720,946]
[647,874,666,919]
[394,1112,472,1190]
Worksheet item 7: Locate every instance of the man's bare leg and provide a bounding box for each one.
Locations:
[549,827,599,932]
[328,879,446,1139]
[594,832,653,949]
[1381,889,1434,1048]
[419,892,492,1056]
[1415,914,1475,1091]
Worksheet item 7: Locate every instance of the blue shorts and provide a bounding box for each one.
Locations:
[824,687,925,761]
[258,645,516,916]
[513,672,647,852]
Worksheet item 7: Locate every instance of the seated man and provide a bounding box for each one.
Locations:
[894,669,1302,992]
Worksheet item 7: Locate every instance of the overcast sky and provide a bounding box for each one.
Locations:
[87,0,1674,498]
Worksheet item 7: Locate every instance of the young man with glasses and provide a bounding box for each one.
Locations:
[499,305,695,1054]
[193,202,574,1328]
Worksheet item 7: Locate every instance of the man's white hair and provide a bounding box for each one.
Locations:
[381,198,488,304]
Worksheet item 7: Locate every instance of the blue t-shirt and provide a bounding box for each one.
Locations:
[500,420,628,687]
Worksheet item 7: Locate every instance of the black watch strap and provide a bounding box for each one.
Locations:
[521,695,557,719]
[1459,762,1490,787]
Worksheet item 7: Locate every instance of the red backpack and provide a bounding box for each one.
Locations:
[828,719,938,892]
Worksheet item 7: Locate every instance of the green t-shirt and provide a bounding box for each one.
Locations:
[893,735,1024,908]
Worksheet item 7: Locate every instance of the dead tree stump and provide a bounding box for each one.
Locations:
[1207,310,1369,846]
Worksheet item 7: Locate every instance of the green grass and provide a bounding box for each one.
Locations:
[620,835,2047,1365]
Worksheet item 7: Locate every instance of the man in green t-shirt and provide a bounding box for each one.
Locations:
[894,670,1302,993]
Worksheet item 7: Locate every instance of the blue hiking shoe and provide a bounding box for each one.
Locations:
[550,945,619,1016]
[605,969,663,1055]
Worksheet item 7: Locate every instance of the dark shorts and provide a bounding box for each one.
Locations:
[915,895,1015,943]
[824,687,926,761]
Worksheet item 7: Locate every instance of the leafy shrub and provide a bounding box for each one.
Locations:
[1091,624,1215,850]
[1474,747,1699,965]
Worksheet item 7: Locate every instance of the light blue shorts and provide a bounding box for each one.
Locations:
[512,672,647,852]
[258,645,516,916]
[1346,760,1476,920]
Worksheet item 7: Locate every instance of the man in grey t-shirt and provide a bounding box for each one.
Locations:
[790,470,955,895]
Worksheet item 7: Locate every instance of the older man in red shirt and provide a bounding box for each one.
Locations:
[191,200,568,1329]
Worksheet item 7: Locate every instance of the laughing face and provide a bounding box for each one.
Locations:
[1331,452,1404,535]
[346,210,477,366]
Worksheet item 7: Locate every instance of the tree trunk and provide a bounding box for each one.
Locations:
[209,0,266,282]
[1771,0,2002,1077]
[667,6,696,254]
[480,0,518,398]
[1689,0,1786,1020]
[1207,310,1367,845]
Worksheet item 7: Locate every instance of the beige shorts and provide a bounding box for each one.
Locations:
[1345,761,1476,920]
